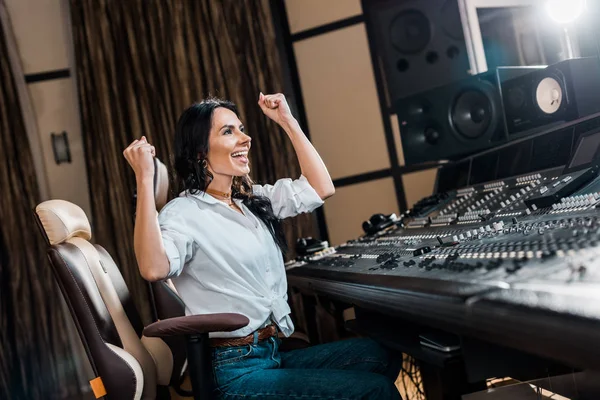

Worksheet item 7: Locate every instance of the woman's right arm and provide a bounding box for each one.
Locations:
[123,137,170,281]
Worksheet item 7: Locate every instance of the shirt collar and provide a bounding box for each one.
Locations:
[181,190,219,205]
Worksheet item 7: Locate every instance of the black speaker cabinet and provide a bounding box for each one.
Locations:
[363,0,471,102]
[396,70,507,165]
[501,57,600,137]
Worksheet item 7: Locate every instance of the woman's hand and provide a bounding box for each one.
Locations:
[258,92,296,127]
[123,136,156,180]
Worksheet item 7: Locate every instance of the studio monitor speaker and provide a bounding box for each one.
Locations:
[363,0,471,102]
[501,57,600,137]
[395,71,506,165]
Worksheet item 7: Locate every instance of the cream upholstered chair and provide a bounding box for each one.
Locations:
[35,197,248,399]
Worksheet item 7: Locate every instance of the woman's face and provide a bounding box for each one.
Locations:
[206,107,252,177]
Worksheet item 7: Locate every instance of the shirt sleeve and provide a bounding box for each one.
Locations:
[158,200,197,278]
[252,175,324,219]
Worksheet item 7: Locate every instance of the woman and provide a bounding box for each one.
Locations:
[124,93,401,399]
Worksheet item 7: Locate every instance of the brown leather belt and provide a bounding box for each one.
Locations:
[210,325,277,347]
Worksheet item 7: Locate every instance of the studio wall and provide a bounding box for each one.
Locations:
[283,0,438,245]
[5,0,91,217]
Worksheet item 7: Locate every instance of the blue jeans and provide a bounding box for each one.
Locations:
[211,335,402,399]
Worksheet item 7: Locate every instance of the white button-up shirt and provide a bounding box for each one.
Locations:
[158,175,324,338]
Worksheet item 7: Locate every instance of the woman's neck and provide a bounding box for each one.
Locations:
[206,174,233,194]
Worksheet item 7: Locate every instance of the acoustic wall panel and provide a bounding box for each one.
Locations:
[323,178,399,246]
[5,0,71,74]
[285,0,362,34]
[294,24,390,179]
[401,168,438,209]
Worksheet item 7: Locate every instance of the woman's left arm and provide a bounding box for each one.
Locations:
[259,92,335,200]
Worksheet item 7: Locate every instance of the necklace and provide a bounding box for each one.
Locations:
[205,188,231,199]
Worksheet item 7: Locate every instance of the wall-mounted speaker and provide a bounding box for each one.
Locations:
[364,0,471,102]
[395,70,506,165]
[501,57,600,137]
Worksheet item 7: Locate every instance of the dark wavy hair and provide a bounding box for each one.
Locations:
[173,98,288,254]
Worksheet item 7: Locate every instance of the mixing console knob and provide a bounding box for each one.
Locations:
[479,227,485,233]
[466,231,472,238]
[413,246,432,256]
[362,213,397,235]
[296,237,329,256]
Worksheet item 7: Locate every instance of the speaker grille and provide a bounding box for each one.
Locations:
[389,10,431,54]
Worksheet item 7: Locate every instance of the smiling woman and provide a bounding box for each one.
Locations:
[68,0,322,329]
[123,95,400,399]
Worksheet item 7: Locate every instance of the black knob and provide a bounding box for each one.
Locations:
[362,213,396,235]
[296,237,309,249]
[295,237,328,256]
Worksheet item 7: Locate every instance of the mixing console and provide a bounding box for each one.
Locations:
[287,128,600,371]
[288,164,600,291]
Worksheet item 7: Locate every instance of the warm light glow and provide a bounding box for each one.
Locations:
[545,0,585,24]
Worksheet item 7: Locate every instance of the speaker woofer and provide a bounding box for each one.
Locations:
[451,89,493,139]
[389,10,431,54]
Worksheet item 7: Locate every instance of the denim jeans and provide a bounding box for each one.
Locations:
[211,335,402,399]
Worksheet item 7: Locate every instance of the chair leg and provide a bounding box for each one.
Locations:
[186,333,214,400]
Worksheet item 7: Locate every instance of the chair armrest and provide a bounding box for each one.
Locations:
[143,313,249,337]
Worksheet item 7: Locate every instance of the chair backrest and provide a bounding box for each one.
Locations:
[150,157,188,388]
[35,200,173,399]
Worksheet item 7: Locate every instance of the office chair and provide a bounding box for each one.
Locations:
[34,198,248,399]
